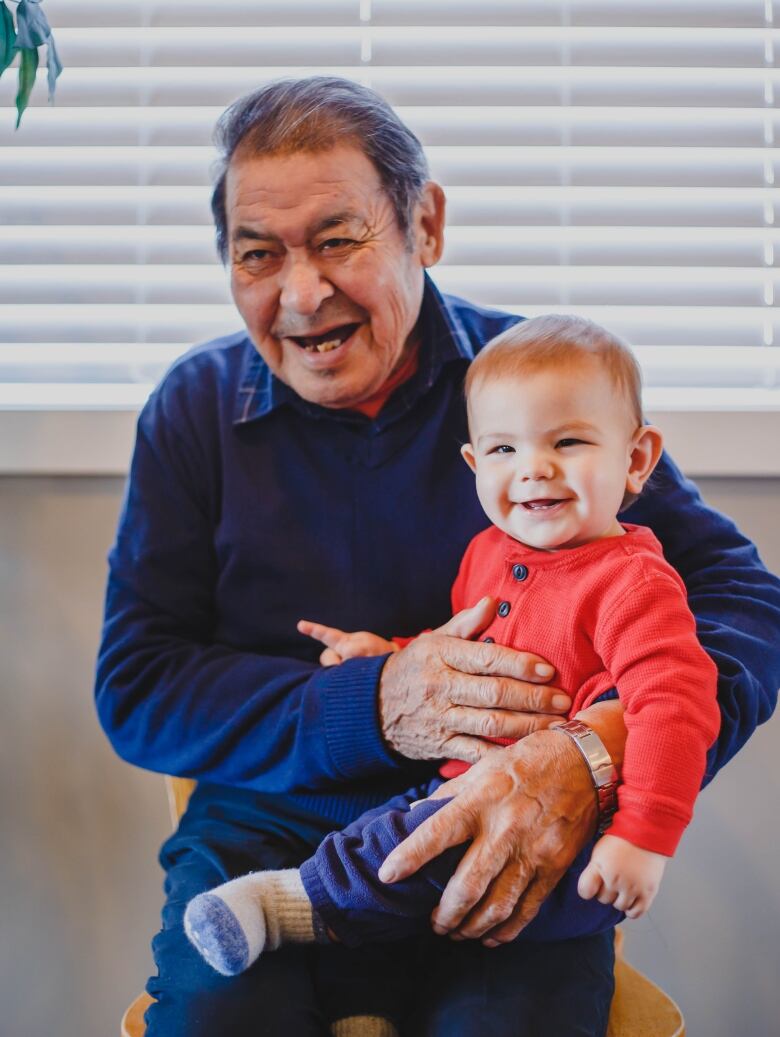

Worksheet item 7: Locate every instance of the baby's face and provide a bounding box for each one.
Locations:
[462,363,640,551]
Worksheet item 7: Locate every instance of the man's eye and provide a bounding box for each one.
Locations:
[240,249,274,263]
[319,238,356,252]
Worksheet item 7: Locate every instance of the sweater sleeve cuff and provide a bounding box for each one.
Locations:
[317,654,401,781]
[608,809,687,857]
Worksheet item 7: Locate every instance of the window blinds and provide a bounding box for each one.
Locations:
[0,0,777,407]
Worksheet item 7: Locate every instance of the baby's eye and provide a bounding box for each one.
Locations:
[490,444,515,455]
[556,438,585,448]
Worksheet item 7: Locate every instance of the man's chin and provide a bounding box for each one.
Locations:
[290,370,373,411]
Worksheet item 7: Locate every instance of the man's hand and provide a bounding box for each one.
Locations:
[378,597,571,764]
[377,700,627,945]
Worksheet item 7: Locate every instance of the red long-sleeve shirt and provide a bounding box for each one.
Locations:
[438,523,721,856]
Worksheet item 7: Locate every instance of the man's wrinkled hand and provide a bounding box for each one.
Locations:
[378,730,598,945]
[378,597,571,764]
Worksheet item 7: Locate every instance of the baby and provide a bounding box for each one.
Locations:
[184,314,720,986]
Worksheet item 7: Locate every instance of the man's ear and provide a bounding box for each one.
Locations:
[461,442,477,473]
[415,181,446,267]
[626,424,664,495]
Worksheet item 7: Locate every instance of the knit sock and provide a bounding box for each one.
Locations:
[330,1017,401,1037]
[184,868,319,976]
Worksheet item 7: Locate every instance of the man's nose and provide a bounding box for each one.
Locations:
[278,255,334,316]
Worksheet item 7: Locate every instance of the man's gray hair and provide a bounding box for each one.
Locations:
[211,76,430,263]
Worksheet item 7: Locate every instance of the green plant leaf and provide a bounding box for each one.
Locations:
[15,46,39,128]
[15,0,52,50]
[0,1,16,78]
[46,35,61,101]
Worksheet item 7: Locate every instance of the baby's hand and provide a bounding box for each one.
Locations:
[577,833,668,919]
[297,619,399,667]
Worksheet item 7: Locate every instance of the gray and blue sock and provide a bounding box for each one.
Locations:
[184,868,318,976]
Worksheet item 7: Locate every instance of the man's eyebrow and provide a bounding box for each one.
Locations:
[232,225,278,244]
[310,212,365,234]
[231,212,365,245]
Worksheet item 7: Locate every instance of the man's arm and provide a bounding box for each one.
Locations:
[623,450,780,779]
[95,393,402,792]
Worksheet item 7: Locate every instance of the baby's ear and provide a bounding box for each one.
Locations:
[461,442,477,473]
[626,425,664,495]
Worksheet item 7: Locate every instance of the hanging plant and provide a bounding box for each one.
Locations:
[0,0,61,127]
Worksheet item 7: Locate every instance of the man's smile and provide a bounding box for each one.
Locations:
[286,322,362,353]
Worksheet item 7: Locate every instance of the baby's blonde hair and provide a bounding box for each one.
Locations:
[465,314,643,431]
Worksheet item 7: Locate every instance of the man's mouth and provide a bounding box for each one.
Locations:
[288,323,361,353]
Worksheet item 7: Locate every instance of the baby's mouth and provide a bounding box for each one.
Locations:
[288,323,361,353]
[521,499,567,510]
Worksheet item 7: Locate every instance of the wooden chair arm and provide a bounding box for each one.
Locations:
[164,775,197,828]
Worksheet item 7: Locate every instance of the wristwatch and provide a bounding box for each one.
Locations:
[554,719,619,834]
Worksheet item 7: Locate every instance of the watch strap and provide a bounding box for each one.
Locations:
[554,719,618,834]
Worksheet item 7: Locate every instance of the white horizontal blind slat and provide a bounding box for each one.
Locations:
[5,225,779,266]
[0,2,776,398]
[11,27,777,69]
[3,106,779,147]
[2,146,776,186]
[4,67,779,109]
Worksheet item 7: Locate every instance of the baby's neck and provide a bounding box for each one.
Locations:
[519,518,625,554]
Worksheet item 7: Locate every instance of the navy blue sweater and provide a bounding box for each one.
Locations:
[96,276,780,827]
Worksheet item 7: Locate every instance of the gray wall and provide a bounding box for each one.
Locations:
[1,475,778,1037]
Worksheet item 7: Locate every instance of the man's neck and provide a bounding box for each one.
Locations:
[349,337,421,420]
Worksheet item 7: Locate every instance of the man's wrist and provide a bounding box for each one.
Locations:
[552,719,619,834]
[376,649,409,756]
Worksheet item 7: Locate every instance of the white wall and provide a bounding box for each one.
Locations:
[1,475,778,1037]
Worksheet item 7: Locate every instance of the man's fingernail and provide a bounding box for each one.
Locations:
[378,865,396,883]
[553,694,571,709]
[535,663,554,677]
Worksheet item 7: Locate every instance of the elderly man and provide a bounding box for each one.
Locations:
[96,78,780,1037]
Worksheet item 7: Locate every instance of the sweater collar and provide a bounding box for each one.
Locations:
[495,523,659,569]
[232,273,474,427]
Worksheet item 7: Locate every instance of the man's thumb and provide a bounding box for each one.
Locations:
[436,596,496,640]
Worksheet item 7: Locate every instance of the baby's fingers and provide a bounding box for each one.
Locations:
[319,647,343,667]
[613,889,637,914]
[298,619,347,649]
[624,901,645,920]
[577,862,604,902]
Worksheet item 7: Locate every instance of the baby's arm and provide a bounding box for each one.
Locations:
[297,619,399,666]
[577,833,667,919]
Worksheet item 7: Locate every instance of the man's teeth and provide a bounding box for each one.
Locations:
[296,325,358,352]
[304,338,342,353]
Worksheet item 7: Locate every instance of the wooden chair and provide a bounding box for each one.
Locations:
[122,777,685,1037]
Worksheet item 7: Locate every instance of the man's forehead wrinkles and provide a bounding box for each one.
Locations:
[237,186,387,216]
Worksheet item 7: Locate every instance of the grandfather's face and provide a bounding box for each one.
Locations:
[225,143,445,409]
